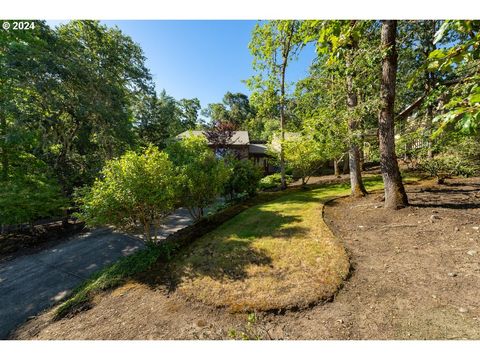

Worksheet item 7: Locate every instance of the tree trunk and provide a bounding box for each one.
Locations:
[346,21,367,197]
[346,78,366,196]
[359,134,365,170]
[278,23,297,191]
[343,156,349,174]
[144,221,152,243]
[279,59,287,190]
[379,20,409,209]
[424,21,437,159]
[334,158,341,178]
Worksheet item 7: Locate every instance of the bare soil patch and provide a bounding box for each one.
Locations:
[12,177,480,339]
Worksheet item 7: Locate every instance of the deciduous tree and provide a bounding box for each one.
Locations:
[247,20,303,189]
[378,20,409,209]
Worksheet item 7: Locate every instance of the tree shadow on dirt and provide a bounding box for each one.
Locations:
[135,208,309,293]
[412,202,480,210]
[409,186,480,210]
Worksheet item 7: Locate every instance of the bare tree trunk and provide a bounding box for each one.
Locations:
[144,221,151,243]
[379,20,409,209]
[424,21,437,159]
[346,22,367,197]
[359,134,365,170]
[343,156,349,174]
[279,55,288,190]
[334,158,341,178]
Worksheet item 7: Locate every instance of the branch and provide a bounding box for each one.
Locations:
[395,74,474,121]
[395,95,425,121]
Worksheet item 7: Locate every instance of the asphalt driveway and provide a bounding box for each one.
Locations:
[0,209,192,339]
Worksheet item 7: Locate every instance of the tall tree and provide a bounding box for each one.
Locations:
[378,20,409,209]
[248,20,303,189]
[1,20,154,227]
[345,21,368,196]
[300,20,379,196]
[203,92,255,130]
[178,98,201,130]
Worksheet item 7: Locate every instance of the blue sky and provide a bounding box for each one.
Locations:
[47,20,317,109]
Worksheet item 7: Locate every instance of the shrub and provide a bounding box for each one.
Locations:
[223,158,263,200]
[76,145,178,244]
[420,155,475,184]
[258,173,293,191]
[166,135,229,221]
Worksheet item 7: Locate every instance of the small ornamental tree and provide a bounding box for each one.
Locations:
[204,120,236,157]
[166,135,229,221]
[223,157,262,200]
[283,135,324,186]
[76,146,178,244]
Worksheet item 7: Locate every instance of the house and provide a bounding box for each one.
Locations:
[176,130,274,174]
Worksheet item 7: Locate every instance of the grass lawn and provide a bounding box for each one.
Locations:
[163,176,389,312]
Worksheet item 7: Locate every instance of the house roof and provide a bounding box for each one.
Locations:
[176,130,250,146]
[248,143,268,155]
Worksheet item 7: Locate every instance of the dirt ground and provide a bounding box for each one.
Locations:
[12,177,480,340]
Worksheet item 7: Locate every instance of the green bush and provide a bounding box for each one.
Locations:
[420,155,475,184]
[166,135,229,221]
[223,158,263,200]
[258,173,293,191]
[76,145,178,244]
[283,135,324,185]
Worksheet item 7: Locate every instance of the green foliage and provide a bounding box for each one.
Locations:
[283,134,324,185]
[247,21,304,119]
[0,155,67,226]
[228,312,266,340]
[420,155,475,184]
[223,158,263,200]
[203,92,254,130]
[395,129,431,168]
[428,20,480,136]
[76,145,178,243]
[1,20,155,207]
[258,173,293,191]
[135,90,201,149]
[166,135,229,221]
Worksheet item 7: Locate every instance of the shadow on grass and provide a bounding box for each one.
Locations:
[136,207,309,293]
[137,177,389,293]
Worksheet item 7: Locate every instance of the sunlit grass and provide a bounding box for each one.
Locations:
[166,176,389,312]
